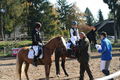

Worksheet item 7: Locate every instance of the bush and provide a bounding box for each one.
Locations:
[0,40,32,49]
[0,40,32,57]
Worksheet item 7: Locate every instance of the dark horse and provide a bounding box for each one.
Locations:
[86,29,97,45]
[55,30,97,77]
[16,36,66,80]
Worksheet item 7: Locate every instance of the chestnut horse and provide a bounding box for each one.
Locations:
[16,36,66,80]
[55,30,97,77]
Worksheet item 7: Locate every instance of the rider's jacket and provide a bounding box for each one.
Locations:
[70,28,80,45]
[32,29,42,45]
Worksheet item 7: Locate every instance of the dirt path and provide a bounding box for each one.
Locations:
[0,52,120,80]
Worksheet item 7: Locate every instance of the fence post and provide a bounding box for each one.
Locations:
[3,47,6,56]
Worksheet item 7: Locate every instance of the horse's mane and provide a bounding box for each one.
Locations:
[44,36,62,46]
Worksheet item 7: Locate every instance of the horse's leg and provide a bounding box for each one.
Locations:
[45,64,51,80]
[61,57,69,76]
[16,56,24,80]
[24,62,30,80]
[55,55,60,77]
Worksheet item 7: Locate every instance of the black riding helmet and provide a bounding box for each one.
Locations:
[35,22,42,28]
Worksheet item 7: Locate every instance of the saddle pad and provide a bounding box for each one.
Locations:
[28,46,43,59]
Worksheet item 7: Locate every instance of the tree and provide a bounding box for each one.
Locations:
[98,9,104,22]
[66,4,85,27]
[103,0,120,41]
[0,0,26,40]
[57,0,72,29]
[56,0,85,37]
[84,7,95,26]
[27,0,60,38]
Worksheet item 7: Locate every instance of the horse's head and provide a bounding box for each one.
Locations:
[86,30,97,45]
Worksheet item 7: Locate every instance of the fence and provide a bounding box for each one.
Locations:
[96,70,120,80]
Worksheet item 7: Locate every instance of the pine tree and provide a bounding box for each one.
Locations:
[56,0,72,29]
[27,0,59,38]
[98,9,104,22]
[56,1,85,36]
[84,7,95,26]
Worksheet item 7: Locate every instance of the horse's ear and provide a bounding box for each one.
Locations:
[57,36,61,41]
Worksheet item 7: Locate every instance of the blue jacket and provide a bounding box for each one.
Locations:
[98,38,112,60]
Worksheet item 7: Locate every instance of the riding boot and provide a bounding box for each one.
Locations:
[67,49,73,57]
[32,56,38,67]
[102,69,114,80]
[102,69,110,76]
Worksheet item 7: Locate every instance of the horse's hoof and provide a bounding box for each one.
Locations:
[65,74,69,77]
[57,74,60,77]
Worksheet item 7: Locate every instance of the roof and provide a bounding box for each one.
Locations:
[94,19,115,36]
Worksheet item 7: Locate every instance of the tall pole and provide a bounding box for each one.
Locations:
[116,0,120,39]
[113,0,118,43]
[113,11,117,43]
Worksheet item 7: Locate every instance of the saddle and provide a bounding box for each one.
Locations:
[28,45,43,59]
[28,45,43,67]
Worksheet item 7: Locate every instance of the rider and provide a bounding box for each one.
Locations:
[32,22,43,66]
[66,21,80,49]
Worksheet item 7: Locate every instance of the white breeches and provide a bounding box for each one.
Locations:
[100,60,111,71]
[70,36,78,45]
[28,45,43,59]
[66,42,71,49]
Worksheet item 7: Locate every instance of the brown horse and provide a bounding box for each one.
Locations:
[55,30,97,77]
[16,36,66,80]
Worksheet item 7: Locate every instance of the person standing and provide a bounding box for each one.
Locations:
[96,32,113,80]
[77,32,94,80]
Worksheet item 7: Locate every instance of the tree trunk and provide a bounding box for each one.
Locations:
[1,14,4,41]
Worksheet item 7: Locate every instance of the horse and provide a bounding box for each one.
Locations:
[55,30,97,77]
[16,36,66,80]
[86,29,97,45]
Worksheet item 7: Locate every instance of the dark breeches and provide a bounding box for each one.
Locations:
[77,56,94,80]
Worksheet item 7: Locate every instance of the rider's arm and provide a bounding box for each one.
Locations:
[70,28,74,37]
[32,30,37,42]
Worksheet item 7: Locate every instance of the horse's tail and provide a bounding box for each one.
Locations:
[16,49,23,79]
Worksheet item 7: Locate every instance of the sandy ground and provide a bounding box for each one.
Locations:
[0,51,120,80]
